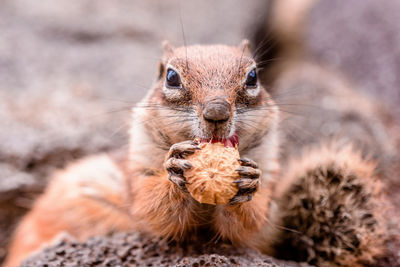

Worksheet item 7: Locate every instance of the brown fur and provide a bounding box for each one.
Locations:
[267,144,388,266]
[4,155,134,267]
[125,43,279,245]
[4,42,389,267]
[5,42,280,266]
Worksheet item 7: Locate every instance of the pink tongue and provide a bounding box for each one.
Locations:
[200,134,239,147]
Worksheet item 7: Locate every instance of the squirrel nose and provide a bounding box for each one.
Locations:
[203,99,231,123]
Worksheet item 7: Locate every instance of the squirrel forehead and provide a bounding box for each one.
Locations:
[166,45,254,73]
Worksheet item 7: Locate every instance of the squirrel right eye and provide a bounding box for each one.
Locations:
[166,69,182,88]
[245,69,257,88]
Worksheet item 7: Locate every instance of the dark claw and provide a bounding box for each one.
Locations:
[183,161,193,169]
[230,158,260,205]
[168,173,189,192]
[238,158,258,169]
[166,158,193,173]
[235,166,261,179]
[229,194,253,205]
[233,178,259,190]
[192,139,200,146]
[169,141,201,158]
[166,140,201,192]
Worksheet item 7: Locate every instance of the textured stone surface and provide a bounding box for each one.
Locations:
[22,232,306,267]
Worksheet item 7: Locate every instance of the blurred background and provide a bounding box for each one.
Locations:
[1,0,400,264]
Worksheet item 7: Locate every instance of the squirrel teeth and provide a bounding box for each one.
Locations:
[199,134,239,148]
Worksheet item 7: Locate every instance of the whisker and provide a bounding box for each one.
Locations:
[109,122,131,139]
[178,0,189,71]
[266,219,303,235]
[162,118,194,127]
[252,32,275,60]
[89,96,138,104]
[86,107,133,119]
[237,104,308,117]
[135,114,196,128]
[256,57,284,67]
[269,88,313,100]
[235,119,265,133]
[238,41,247,75]
[254,37,279,63]
[85,102,195,120]
[272,102,320,107]
[283,118,318,140]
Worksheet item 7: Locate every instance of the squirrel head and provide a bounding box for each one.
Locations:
[140,40,279,152]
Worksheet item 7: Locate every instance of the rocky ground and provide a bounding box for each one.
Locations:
[1,0,400,266]
[22,232,307,267]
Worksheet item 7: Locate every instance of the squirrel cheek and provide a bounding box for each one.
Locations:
[245,86,260,98]
[162,86,184,101]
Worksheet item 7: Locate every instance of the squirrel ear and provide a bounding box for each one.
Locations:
[157,61,165,80]
[238,39,252,56]
[159,40,174,79]
[162,40,175,56]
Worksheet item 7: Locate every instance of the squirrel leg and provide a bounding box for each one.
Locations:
[4,154,133,267]
[213,186,271,246]
[268,144,388,266]
[129,171,209,241]
[213,157,272,245]
[129,139,212,241]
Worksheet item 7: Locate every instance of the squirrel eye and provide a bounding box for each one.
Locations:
[166,69,182,88]
[245,69,257,88]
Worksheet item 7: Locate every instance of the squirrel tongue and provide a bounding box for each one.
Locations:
[200,134,239,148]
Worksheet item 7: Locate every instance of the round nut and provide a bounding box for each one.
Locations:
[184,142,240,205]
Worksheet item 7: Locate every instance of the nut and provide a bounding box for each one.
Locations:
[184,142,240,205]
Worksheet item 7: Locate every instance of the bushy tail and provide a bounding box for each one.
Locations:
[269,143,389,266]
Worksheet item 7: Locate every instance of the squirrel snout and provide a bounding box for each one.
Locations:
[203,99,231,123]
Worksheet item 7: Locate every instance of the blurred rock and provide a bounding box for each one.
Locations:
[306,0,400,120]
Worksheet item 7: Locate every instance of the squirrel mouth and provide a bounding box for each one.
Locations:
[199,134,239,148]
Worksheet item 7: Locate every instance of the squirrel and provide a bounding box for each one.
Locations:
[4,41,388,267]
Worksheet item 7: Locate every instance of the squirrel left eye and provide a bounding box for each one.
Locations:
[166,69,182,88]
[245,69,257,88]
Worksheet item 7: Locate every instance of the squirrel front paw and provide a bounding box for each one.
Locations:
[165,140,201,191]
[229,158,261,205]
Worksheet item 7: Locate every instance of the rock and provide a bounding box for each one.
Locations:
[22,232,307,267]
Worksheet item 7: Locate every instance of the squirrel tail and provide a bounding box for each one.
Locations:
[261,142,389,266]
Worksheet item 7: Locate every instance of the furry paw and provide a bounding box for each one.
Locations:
[165,140,201,191]
[229,158,261,205]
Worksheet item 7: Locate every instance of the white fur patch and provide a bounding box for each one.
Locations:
[129,104,166,169]
[246,86,260,98]
[162,86,184,101]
